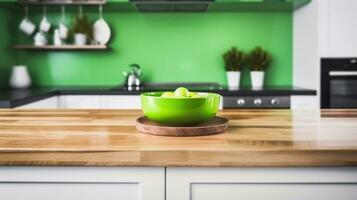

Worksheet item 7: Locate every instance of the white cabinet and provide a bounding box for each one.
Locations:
[58,95,103,109]
[15,97,58,109]
[166,167,357,200]
[190,184,357,200]
[293,0,357,108]
[293,0,320,109]
[20,95,221,110]
[14,95,141,109]
[1,166,357,200]
[0,167,165,200]
[320,0,357,57]
[58,95,141,109]
[102,95,141,109]
[291,95,319,110]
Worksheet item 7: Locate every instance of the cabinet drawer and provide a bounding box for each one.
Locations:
[191,183,357,200]
[0,167,165,200]
[0,183,138,200]
[167,167,357,200]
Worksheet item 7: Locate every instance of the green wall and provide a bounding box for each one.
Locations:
[11,10,292,87]
[0,8,15,88]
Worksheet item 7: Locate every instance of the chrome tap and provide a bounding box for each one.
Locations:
[123,64,142,91]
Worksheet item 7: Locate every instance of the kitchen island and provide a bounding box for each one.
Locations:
[0,109,356,200]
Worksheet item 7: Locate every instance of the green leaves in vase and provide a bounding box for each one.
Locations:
[246,46,272,71]
[72,15,93,41]
[223,47,245,71]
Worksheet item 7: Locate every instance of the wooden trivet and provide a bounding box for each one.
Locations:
[136,116,228,137]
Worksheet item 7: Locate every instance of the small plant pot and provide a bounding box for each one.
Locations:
[226,71,241,89]
[74,33,87,45]
[250,71,265,89]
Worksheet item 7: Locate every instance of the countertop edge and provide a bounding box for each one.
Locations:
[0,149,356,167]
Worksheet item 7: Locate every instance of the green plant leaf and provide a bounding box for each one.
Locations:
[223,47,245,71]
[72,15,93,41]
[246,46,272,71]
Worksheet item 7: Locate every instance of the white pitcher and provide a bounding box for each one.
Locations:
[9,65,32,89]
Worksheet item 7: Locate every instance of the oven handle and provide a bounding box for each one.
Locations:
[329,71,357,76]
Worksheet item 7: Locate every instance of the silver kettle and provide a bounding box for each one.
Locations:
[123,64,142,90]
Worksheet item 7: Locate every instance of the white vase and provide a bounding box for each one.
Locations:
[34,31,48,46]
[226,71,241,89]
[250,71,265,89]
[74,33,87,45]
[9,65,32,89]
[53,29,62,46]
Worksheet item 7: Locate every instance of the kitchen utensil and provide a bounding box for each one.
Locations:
[136,116,228,137]
[39,6,51,32]
[59,5,68,39]
[93,5,111,45]
[19,6,35,36]
[34,31,47,46]
[59,23,68,40]
[123,64,142,90]
[53,29,62,46]
[140,92,220,126]
[9,65,32,89]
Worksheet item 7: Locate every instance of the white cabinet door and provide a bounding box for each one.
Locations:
[15,97,58,109]
[320,0,357,57]
[0,167,165,200]
[102,95,141,109]
[291,95,319,109]
[59,95,141,109]
[59,95,103,109]
[167,167,357,200]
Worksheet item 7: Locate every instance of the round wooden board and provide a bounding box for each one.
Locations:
[136,116,229,137]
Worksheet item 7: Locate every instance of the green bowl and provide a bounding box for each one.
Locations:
[140,92,220,126]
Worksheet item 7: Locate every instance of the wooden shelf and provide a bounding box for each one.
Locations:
[13,45,109,50]
[17,0,106,6]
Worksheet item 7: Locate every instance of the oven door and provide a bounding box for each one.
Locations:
[324,71,357,108]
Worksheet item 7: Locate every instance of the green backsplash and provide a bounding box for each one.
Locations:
[0,8,14,88]
[10,11,292,86]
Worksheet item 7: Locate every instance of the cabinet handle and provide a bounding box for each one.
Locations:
[329,71,357,76]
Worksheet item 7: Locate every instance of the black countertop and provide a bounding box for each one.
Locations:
[0,85,317,108]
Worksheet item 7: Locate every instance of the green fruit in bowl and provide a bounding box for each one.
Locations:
[173,87,190,98]
[160,87,204,99]
[190,94,201,98]
[161,92,174,98]
[189,92,197,97]
[141,90,220,126]
[190,92,206,98]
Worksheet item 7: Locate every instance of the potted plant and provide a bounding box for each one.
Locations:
[223,47,245,89]
[246,47,272,89]
[72,15,92,45]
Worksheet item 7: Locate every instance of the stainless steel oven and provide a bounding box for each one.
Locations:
[321,58,357,108]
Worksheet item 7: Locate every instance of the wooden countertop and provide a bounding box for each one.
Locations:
[0,109,357,167]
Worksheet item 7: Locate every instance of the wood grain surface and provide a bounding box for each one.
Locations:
[136,116,228,137]
[0,109,357,167]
